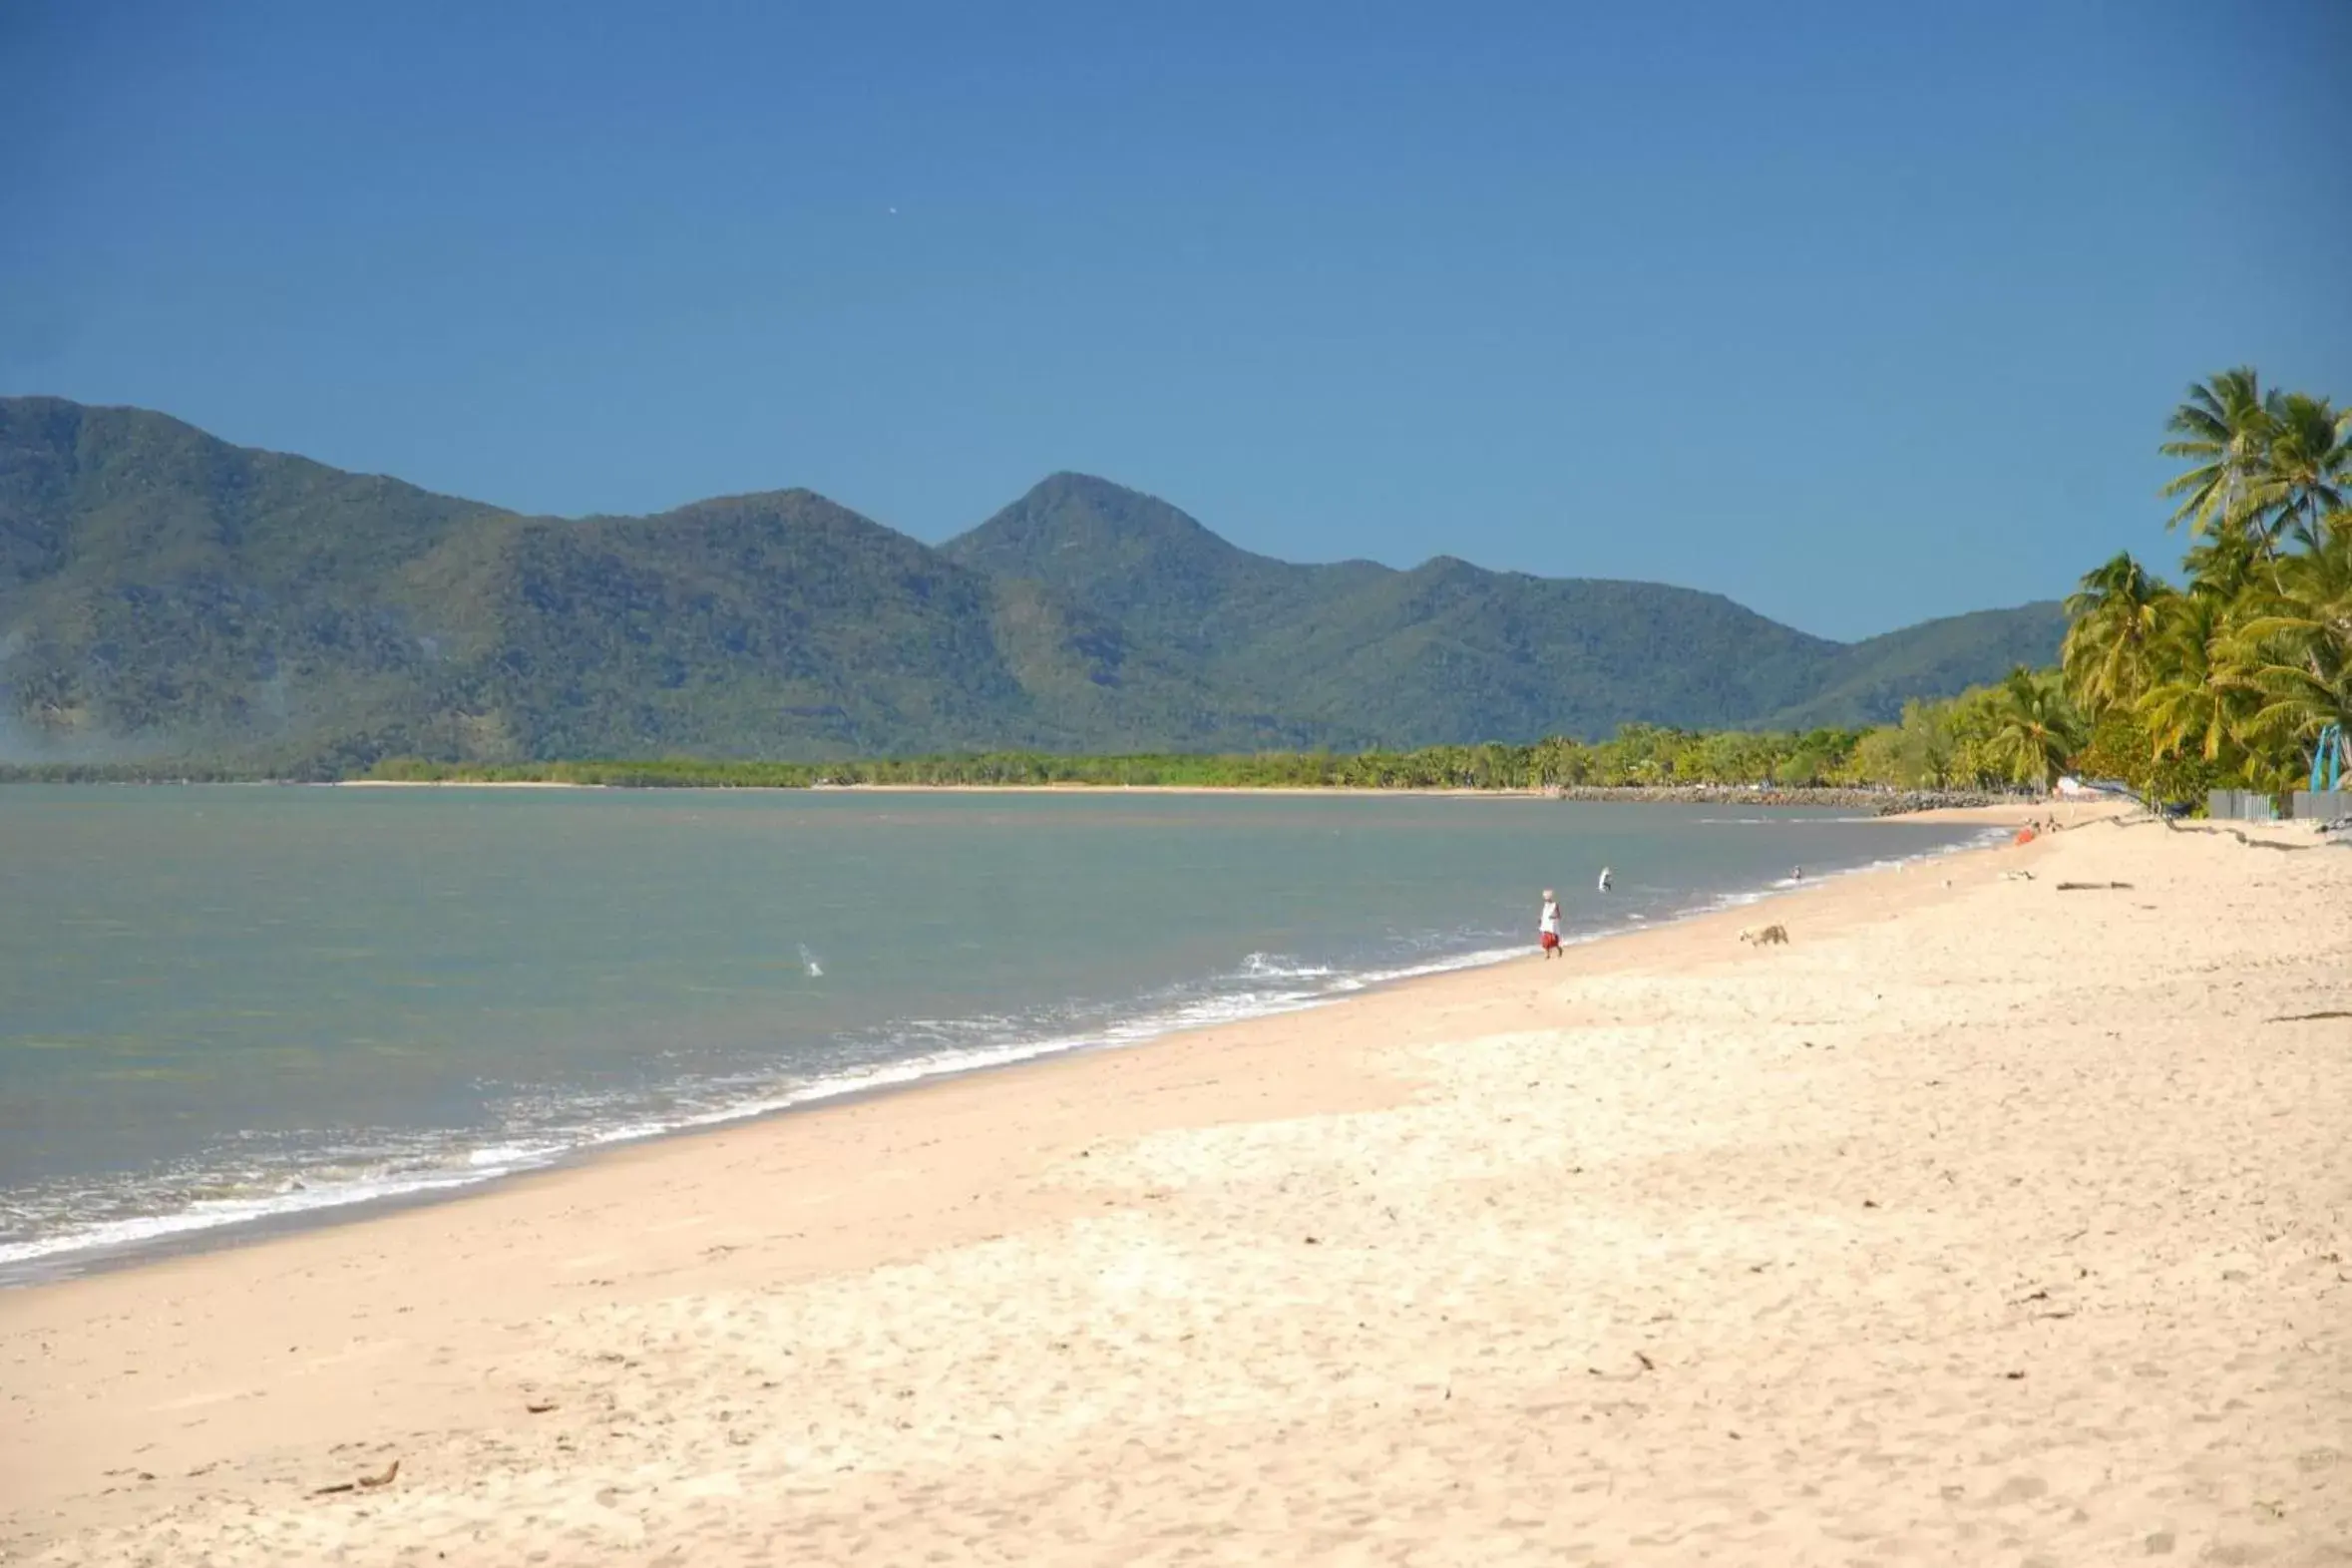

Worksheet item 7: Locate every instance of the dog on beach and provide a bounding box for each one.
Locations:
[1740,923,1789,947]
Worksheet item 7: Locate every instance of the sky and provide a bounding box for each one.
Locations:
[4,1,2349,639]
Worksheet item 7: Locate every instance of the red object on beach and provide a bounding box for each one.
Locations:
[2014,827,2037,845]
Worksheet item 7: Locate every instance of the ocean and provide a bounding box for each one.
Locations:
[0,786,1993,1281]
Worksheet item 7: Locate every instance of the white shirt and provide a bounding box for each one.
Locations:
[1539,900,1561,935]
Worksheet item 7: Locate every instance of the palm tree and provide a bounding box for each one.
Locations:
[1894,697,1956,788]
[1983,666,2084,790]
[2138,591,2241,767]
[2061,551,2171,711]
[2161,367,2274,543]
[2180,524,2262,602]
[2220,509,2352,772]
[2250,392,2352,554]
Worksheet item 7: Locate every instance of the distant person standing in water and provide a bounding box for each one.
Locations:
[1597,867,1613,893]
[1538,889,1562,959]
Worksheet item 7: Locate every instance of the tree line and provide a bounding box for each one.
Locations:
[0,673,2122,792]
[342,696,2062,791]
[2040,368,2344,801]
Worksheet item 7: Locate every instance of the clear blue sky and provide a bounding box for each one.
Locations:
[5,2,2348,638]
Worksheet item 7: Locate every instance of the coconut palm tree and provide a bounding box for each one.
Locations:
[2061,551,2171,711]
[2117,370,2351,790]
[2220,509,2352,770]
[2161,367,2275,543]
[1982,666,2084,790]
[2251,392,2352,554]
[2138,591,2241,767]
[2180,525,2263,602]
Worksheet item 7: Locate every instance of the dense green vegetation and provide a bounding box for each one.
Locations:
[0,668,2167,793]
[2054,367,2348,800]
[1,399,2061,769]
[321,675,2108,793]
[0,402,1318,765]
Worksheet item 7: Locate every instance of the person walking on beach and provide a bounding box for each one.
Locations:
[1538,889,1562,959]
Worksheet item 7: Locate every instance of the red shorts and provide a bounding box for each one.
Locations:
[1539,931,1560,951]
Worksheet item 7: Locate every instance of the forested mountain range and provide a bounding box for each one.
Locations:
[0,397,2064,769]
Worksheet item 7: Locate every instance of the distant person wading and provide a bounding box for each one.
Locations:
[1538,890,1562,959]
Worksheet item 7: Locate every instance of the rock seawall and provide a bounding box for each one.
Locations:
[1543,786,2012,815]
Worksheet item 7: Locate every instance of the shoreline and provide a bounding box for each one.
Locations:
[326,777,2019,812]
[20,799,2338,1565]
[0,806,2027,1287]
[9,772,2040,814]
[330,778,594,789]
[0,806,2083,1542]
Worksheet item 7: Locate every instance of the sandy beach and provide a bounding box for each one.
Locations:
[3,806,2346,1565]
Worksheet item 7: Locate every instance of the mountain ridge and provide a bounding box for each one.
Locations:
[0,398,2065,768]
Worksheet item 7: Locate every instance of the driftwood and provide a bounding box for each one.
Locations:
[2265,1010,2352,1023]
[2055,881,2134,892]
[2218,828,2314,851]
[312,1458,399,1497]
[2174,823,2319,850]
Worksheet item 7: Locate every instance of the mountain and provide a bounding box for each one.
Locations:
[945,474,2060,743]
[938,471,1391,663]
[1760,603,2074,732]
[0,401,1324,766]
[0,399,2066,769]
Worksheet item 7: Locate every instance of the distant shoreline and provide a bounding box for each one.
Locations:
[0,773,2026,814]
[317,779,2013,813]
[332,779,592,790]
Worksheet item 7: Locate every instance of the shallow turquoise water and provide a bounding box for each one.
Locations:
[0,787,1988,1276]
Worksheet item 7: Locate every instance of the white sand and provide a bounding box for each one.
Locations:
[4,809,2347,1565]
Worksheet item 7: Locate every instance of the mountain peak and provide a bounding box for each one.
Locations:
[648,487,835,522]
[964,472,1235,552]
[1027,470,1157,503]
[937,473,1269,639]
